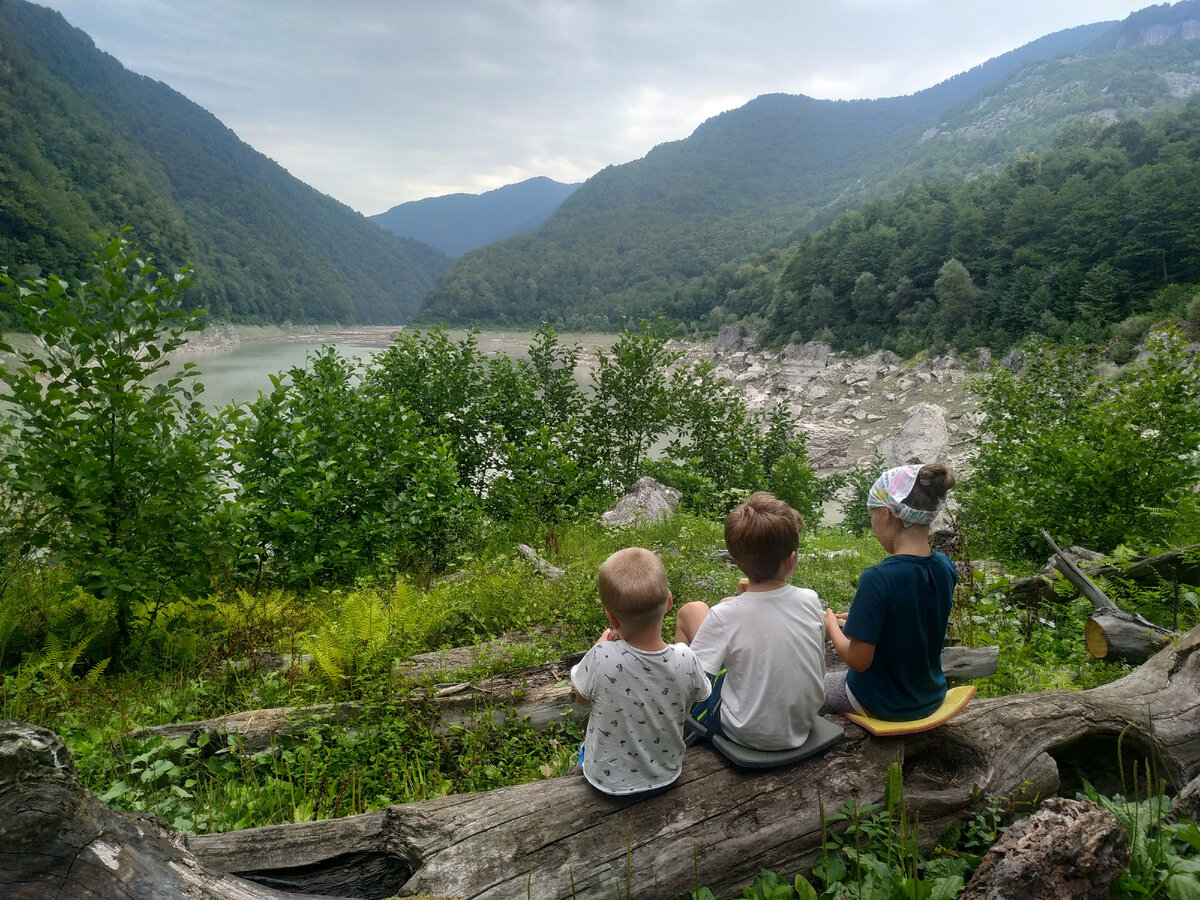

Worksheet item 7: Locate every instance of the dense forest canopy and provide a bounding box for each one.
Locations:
[0,0,448,326]
[721,100,1200,355]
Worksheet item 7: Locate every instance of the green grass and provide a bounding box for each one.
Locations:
[0,512,1192,849]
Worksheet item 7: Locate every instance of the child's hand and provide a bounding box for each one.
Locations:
[825,608,847,630]
[737,577,749,595]
[597,628,619,643]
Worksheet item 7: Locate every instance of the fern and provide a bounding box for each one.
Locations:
[303,591,395,691]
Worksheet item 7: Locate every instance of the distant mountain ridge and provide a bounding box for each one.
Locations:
[371,177,580,258]
[419,3,1200,328]
[0,0,448,325]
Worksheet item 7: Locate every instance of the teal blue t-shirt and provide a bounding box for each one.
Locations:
[844,551,957,720]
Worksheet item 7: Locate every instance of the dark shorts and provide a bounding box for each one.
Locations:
[689,669,726,737]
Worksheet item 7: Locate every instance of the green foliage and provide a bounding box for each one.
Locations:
[960,330,1200,563]
[229,345,477,586]
[304,592,396,693]
[1081,762,1200,900]
[588,318,683,490]
[832,456,887,538]
[0,1,446,325]
[0,230,232,662]
[652,358,834,525]
[759,99,1200,353]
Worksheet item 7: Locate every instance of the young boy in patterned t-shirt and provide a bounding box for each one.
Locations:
[570,547,711,796]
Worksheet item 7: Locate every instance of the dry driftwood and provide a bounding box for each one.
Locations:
[6,623,1198,898]
[1041,530,1178,663]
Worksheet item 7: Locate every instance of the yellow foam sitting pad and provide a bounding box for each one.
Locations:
[845,685,975,736]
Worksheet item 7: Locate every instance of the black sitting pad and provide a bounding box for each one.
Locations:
[688,715,844,769]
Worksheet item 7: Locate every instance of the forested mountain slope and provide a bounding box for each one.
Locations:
[371,177,580,258]
[0,0,448,325]
[745,100,1200,355]
[419,3,1200,329]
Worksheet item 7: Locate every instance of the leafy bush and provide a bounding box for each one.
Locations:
[229,346,477,586]
[0,230,233,663]
[960,330,1200,563]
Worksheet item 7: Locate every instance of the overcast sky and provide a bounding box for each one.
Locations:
[32,0,1153,216]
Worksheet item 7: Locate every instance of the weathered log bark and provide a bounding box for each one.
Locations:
[181,622,1200,900]
[8,624,1199,898]
[940,645,999,679]
[959,797,1128,900]
[1042,530,1178,663]
[1086,543,1200,588]
[0,721,342,900]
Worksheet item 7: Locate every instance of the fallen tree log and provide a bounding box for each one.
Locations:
[1085,543,1200,588]
[0,721,337,900]
[152,624,1200,897]
[126,646,997,756]
[1042,530,1178,663]
[123,657,588,756]
[6,626,1197,898]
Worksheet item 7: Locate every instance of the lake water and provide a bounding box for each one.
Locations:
[172,328,622,409]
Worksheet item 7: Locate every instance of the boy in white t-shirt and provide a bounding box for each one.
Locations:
[675,492,826,751]
[570,547,711,796]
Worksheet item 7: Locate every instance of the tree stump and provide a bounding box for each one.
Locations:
[959,797,1128,899]
[1042,530,1178,663]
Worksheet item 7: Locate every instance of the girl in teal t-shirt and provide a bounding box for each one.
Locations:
[824,463,957,720]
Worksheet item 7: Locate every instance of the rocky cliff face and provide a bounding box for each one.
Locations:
[684,326,989,474]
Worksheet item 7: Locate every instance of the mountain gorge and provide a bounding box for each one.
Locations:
[0,0,448,325]
[5,0,1200,339]
[419,3,1200,333]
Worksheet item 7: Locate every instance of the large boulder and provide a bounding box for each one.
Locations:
[600,477,682,527]
[873,403,951,466]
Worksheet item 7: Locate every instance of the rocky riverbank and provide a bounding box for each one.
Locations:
[685,326,991,474]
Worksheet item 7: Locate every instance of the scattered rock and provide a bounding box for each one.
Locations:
[600,477,682,527]
[517,544,565,580]
[874,403,951,467]
[998,349,1027,374]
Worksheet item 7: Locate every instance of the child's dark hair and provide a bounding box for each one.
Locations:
[724,491,803,583]
[903,463,955,512]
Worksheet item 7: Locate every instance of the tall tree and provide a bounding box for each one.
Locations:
[0,231,231,663]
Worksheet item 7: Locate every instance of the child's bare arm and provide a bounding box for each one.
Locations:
[825,608,875,672]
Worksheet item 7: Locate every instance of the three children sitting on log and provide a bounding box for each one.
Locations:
[570,462,956,796]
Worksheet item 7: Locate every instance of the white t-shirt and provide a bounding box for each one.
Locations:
[689,584,825,751]
[570,640,711,795]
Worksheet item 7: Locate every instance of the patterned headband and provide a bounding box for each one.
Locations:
[866,464,937,527]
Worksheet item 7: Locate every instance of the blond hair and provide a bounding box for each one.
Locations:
[724,491,803,582]
[598,547,671,631]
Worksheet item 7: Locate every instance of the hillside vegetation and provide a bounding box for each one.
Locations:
[0,0,448,325]
[370,176,580,258]
[419,4,1200,331]
[676,99,1200,355]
